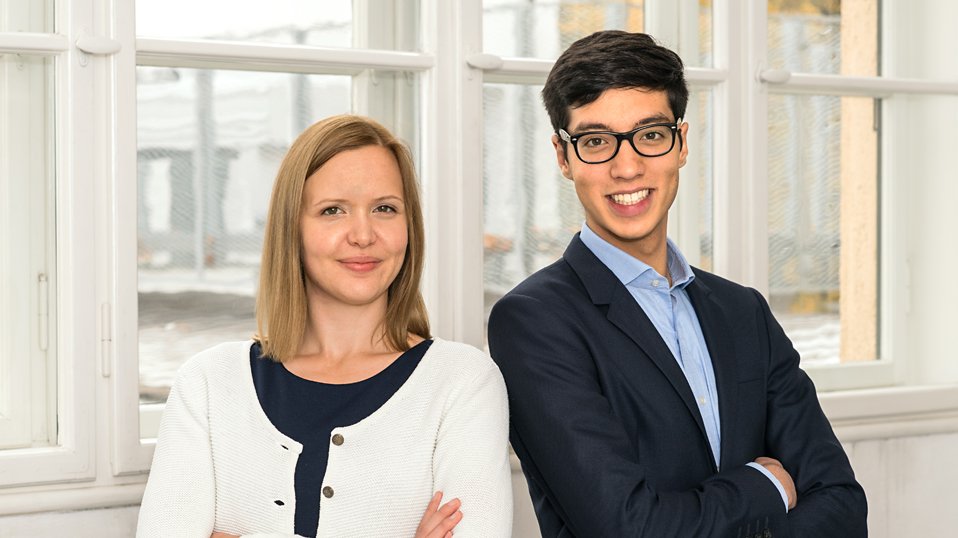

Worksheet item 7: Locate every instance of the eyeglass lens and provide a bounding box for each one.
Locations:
[575,124,675,163]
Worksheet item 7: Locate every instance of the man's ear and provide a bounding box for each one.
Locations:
[678,121,689,168]
[552,133,573,179]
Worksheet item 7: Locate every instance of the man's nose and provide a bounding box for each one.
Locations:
[609,140,645,179]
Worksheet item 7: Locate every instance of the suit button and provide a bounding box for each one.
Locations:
[331,433,344,446]
[322,486,334,498]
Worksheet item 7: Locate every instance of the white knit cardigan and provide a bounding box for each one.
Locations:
[136,338,513,537]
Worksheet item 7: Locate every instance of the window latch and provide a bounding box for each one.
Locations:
[75,34,121,56]
[759,68,792,84]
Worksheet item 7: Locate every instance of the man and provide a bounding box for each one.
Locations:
[487,31,867,537]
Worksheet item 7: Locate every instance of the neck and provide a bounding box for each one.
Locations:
[298,294,392,362]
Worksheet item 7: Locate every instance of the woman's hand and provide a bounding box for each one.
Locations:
[415,491,462,538]
[210,532,239,538]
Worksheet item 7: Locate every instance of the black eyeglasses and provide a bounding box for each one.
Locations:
[557,120,682,164]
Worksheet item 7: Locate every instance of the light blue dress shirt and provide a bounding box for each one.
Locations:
[579,223,789,511]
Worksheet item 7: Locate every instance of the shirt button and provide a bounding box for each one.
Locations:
[331,433,344,446]
[698,396,707,405]
[651,280,660,288]
[322,486,334,498]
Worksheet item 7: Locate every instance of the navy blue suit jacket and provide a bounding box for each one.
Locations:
[487,235,867,537]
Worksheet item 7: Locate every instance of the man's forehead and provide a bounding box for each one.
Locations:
[567,87,673,131]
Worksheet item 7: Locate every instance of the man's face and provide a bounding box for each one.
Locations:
[553,87,688,260]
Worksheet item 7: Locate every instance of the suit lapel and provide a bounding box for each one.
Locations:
[563,236,709,446]
[685,273,739,471]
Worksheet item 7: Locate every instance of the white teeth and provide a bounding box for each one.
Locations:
[610,189,650,205]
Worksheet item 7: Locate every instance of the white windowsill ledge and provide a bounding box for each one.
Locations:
[1,384,957,517]
[821,384,958,442]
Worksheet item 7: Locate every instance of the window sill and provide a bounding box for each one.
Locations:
[0,482,145,517]
[2,385,957,517]
[821,384,958,442]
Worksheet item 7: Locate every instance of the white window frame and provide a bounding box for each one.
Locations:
[0,0,100,489]
[2,0,958,518]
[468,0,958,429]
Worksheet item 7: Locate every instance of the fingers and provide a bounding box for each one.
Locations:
[426,491,443,513]
[416,491,463,538]
[754,456,797,509]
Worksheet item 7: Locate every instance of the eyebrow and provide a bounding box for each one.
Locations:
[309,195,404,207]
[572,114,675,133]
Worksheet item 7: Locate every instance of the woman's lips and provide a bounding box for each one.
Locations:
[340,257,381,272]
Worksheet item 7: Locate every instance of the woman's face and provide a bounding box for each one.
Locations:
[299,144,408,312]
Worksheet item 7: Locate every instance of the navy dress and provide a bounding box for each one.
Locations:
[250,339,432,537]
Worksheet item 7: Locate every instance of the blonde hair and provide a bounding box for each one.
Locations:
[255,115,430,361]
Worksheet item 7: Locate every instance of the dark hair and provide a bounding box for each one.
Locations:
[542,31,689,133]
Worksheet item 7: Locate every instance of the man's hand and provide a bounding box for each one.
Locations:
[415,491,462,538]
[754,456,797,509]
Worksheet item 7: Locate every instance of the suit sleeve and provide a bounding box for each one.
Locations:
[431,355,514,537]
[753,289,868,537]
[488,293,787,537]
[137,361,217,537]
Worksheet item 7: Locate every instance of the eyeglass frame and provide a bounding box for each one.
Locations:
[557,119,683,164]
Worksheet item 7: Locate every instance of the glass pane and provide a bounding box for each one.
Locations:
[483,0,645,59]
[137,67,419,406]
[0,0,54,33]
[767,94,879,365]
[482,83,582,320]
[692,0,713,68]
[768,0,878,76]
[0,55,56,449]
[679,89,713,271]
[135,0,419,50]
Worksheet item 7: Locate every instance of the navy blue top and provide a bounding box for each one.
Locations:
[250,339,431,538]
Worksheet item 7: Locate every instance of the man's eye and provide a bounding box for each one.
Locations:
[321,207,344,216]
[582,136,608,147]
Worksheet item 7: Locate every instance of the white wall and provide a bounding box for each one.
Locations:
[2,433,956,537]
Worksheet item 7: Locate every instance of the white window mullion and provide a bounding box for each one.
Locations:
[711,0,768,292]
[420,0,485,347]
[110,0,156,475]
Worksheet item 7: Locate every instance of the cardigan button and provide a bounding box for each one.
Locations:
[322,486,334,498]
[331,434,344,446]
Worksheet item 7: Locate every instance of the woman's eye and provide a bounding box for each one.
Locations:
[373,204,397,213]
[321,207,344,216]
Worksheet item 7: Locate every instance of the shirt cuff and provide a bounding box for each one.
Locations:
[746,461,789,512]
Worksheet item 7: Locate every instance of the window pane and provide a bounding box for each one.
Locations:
[136,67,419,406]
[767,94,879,365]
[692,0,713,68]
[678,89,713,271]
[482,83,582,319]
[483,0,645,59]
[768,0,878,76]
[135,0,419,50]
[0,0,54,33]
[0,55,56,449]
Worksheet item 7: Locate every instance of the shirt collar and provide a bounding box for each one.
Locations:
[579,222,695,290]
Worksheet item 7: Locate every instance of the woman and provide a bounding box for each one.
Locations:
[137,115,513,537]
